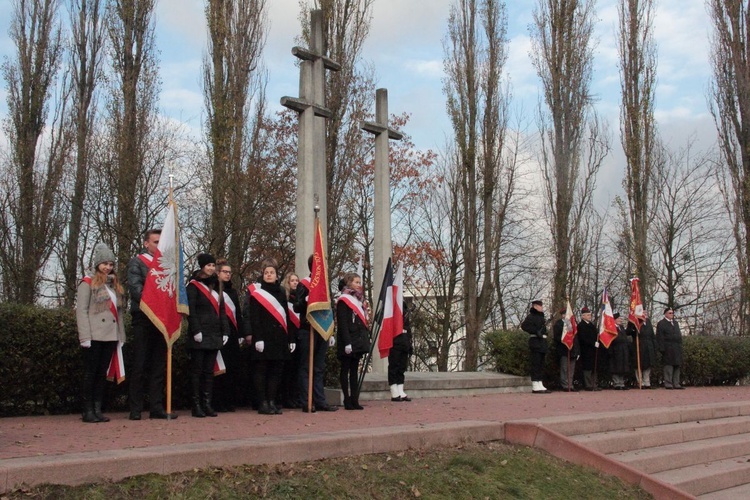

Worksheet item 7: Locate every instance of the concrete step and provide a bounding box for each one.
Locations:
[610,432,750,474]
[572,416,750,454]
[326,371,530,404]
[699,481,750,499]
[652,453,750,497]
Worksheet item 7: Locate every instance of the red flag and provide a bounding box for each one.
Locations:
[561,300,577,350]
[598,288,618,348]
[140,200,189,347]
[307,217,334,341]
[628,278,645,332]
[376,259,397,358]
[393,262,404,340]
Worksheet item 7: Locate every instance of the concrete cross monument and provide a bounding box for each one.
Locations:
[281,9,340,274]
[362,88,403,373]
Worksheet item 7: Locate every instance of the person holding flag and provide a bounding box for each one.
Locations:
[336,272,371,410]
[628,310,657,389]
[186,253,227,417]
[127,228,177,420]
[609,312,631,389]
[553,302,579,392]
[76,243,126,423]
[578,307,600,391]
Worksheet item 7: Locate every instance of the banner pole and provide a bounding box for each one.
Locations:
[308,327,314,412]
[166,343,173,418]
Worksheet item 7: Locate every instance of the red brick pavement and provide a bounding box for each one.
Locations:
[2,386,749,461]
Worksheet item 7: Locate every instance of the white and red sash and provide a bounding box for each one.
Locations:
[338,293,368,325]
[214,350,226,376]
[82,276,118,321]
[190,280,221,316]
[299,276,311,290]
[223,292,238,331]
[138,253,153,267]
[288,302,300,329]
[107,342,126,383]
[248,284,288,334]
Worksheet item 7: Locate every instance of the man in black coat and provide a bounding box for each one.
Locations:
[627,311,657,389]
[609,313,631,389]
[521,300,549,394]
[553,307,580,391]
[577,307,601,391]
[657,307,684,389]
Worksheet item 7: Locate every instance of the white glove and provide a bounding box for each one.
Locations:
[80,340,92,348]
[255,340,265,352]
[345,344,352,355]
[222,335,228,346]
[594,341,600,348]
[238,337,244,346]
[193,332,203,343]
[542,335,547,339]
[329,336,336,347]
[290,343,296,353]
[576,355,580,361]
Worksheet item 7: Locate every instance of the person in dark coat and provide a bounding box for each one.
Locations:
[553,307,580,391]
[577,307,601,391]
[186,253,227,418]
[336,272,371,410]
[279,271,302,409]
[627,311,657,389]
[247,258,294,414]
[609,313,631,389]
[213,259,243,412]
[521,300,549,394]
[657,307,684,389]
[127,228,177,420]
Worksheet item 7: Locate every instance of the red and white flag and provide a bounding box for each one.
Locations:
[598,288,618,348]
[561,300,577,350]
[140,200,189,346]
[376,259,405,359]
[628,278,645,332]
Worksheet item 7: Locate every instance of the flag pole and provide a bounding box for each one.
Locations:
[166,171,176,419]
[307,205,320,413]
[358,304,383,394]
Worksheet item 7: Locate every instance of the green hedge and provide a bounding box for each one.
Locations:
[485,329,750,389]
[0,304,343,417]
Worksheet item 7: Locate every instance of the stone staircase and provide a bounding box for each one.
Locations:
[536,402,750,499]
[325,371,531,405]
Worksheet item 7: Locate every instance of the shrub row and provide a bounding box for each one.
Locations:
[485,329,750,389]
[0,304,343,417]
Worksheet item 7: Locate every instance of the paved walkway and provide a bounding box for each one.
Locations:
[3,386,749,461]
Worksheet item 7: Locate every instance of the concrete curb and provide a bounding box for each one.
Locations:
[504,421,696,500]
[0,420,505,493]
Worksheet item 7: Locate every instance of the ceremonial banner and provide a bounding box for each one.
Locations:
[140,200,189,346]
[561,300,577,350]
[598,288,618,348]
[628,278,645,332]
[306,217,334,341]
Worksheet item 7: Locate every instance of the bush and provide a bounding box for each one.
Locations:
[485,328,750,389]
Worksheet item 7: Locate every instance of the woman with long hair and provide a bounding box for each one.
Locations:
[76,243,126,423]
[336,272,371,410]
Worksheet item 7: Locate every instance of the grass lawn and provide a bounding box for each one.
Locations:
[8,441,651,499]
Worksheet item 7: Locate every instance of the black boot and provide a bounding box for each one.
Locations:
[93,401,110,422]
[191,374,205,418]
[202,377,217,417]
[269,400,282,415]
[82,402,97,423]
[350,379,364,410]
[258,401,274,415]
[343,396,354,410]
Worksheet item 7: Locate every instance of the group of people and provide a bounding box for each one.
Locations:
[522,300,684,393]
[75,229,413,422]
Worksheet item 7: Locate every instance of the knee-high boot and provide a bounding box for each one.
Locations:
[202,376,217,417]
[350,378,363,410]
[191,373,205,418]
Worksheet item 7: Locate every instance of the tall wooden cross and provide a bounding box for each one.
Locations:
[362,88,403,373]
[281,9,340,274]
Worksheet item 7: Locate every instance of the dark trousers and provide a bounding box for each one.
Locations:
[189,348,217,392]
[82,340,117,407]
[529,350,545,382]
[298,329,328,406]
[339,354,362,398]
[214,339,240,409]
[279,344,301,406]
[128,311,167,412]
[253,359,284,403]
[388,348,409,385]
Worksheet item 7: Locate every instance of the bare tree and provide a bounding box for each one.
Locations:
[618,0,658,304]
[530,0,603,313]
[103,0,162,274]
[202,0,269,275]
[443,0,513,370]
[59,0,106,307]
[708,0,750,332]
[0,0,68,303]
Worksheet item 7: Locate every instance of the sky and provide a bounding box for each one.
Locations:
[0,0,717,180]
